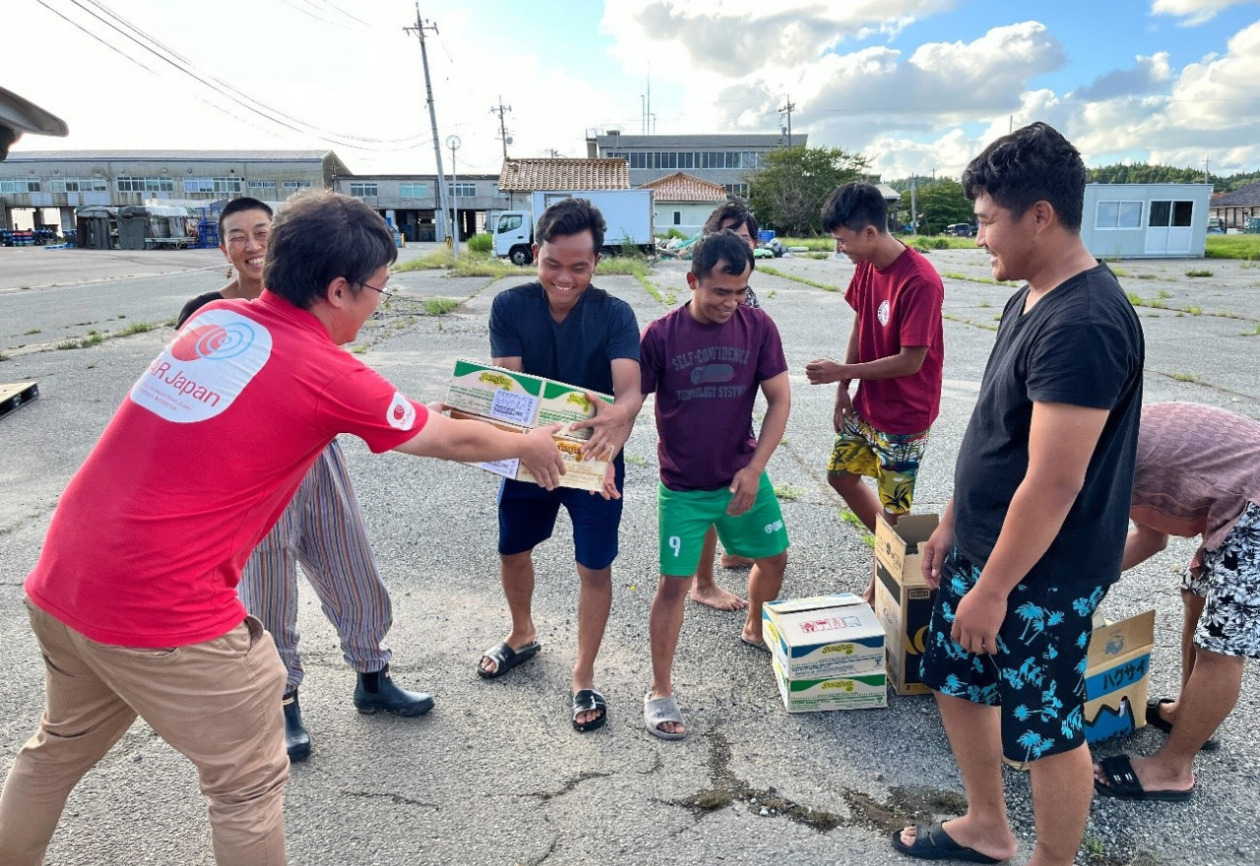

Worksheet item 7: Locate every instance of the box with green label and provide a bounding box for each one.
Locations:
[771,653,888,712]
[762,594,886,679]
[445,359,612,442]
[448,409,610,493]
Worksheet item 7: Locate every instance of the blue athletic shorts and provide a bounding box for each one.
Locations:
[920,547,1106,764]
[497,456,625,570]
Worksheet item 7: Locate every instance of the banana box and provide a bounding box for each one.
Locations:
[447,410,609,493]
[445,359,611,442]
[762,594,885,680]
[771,652,888,712]
[872,513,940,696]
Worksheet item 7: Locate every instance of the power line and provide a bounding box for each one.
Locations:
[490,97,512,162]
[37,0,425,152]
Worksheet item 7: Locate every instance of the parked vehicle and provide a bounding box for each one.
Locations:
[493,190,655,265]
[943,223,974,237]
[1245,217,1260,234]
[1207,216,1225,234]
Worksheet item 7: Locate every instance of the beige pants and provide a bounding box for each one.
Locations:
[0,599,289,866]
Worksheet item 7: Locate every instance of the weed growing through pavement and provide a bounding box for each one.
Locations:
[1171,372,1201,383]
[758,266,841,292]
[1186,269,1213,278]
[421,298,460,316]
[23,328,40,335]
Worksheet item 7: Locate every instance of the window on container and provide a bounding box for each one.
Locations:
[1173,200,1194,227]
[1149,200,1171,227]
[673,211,681,225]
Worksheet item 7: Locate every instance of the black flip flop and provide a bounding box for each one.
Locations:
[476,640,541,680]
[571,688,607,732]
[890,820,1002,863]
[1145,698,1219,751]
[1094,753,1194,802]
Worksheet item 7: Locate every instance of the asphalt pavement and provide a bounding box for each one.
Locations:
[0,243,1257,865]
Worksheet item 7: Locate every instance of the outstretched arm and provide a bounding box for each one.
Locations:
[394,407,566,490]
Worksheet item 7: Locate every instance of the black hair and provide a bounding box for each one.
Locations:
[535,197,606,251]
[703,199,759,239]
[217,196,273,239]
[962,121,1085,233]
[264,190,396,309]
[820,183,887,234]
[690,228,755,280]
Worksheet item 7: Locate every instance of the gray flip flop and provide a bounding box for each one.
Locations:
[643,693,686,740]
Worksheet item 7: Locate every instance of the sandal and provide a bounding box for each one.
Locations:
[476,640,541,680]
[891,821,1003,863]
[571,688,607,732]
[1094,753,1194,802]
[643,693,686,740]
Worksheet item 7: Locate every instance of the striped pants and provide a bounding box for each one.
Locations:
[239,438,391,691]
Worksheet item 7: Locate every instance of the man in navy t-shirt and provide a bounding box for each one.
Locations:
[477,198,642,735]
[892,123,1143,866]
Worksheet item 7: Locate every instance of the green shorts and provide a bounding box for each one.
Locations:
[827,412,929,515]
[657,472,790,577]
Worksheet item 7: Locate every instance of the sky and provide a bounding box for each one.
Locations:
[6,0,1260,181]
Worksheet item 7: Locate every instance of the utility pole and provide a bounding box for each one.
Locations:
[447,135,461,255]
[778,97,796,147]
[490,97,512,162]
[404,2,448,243]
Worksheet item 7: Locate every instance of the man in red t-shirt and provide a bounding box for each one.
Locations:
[0,191,564,866]
[806,182,944,598]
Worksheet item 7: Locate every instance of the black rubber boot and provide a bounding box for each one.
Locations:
[283,689,311,762]
[353,665,435,717]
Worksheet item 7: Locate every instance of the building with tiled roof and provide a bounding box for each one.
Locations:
[497,158,629,200]
[640,171,728,235]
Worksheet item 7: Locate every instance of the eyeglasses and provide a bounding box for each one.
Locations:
[359,281,393,301]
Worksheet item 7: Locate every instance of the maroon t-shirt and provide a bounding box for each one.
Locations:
[640,304,788,492]
[846,245,944,435]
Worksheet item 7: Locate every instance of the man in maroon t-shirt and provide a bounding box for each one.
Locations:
[639,230,791,740]
[806,182,944,598]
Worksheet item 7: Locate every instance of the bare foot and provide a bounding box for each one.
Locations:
[690,580,748,611]
[896,817,1017,863]
[720,553,754,569]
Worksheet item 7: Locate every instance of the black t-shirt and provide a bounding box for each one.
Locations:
[176,290,225,329]
[953,263,1144,588]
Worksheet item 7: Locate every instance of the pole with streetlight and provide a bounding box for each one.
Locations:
[446,134,461,255]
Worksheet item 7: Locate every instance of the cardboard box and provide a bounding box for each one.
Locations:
[448,409,610,493]
[762,594,886,680]
[871,513,939,696]
[445,359,612,441]
[1083,609,1154,745]
[1004,608,1155,770]
[771,652,888,712]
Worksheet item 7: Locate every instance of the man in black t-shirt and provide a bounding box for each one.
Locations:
[892,124,1143,866]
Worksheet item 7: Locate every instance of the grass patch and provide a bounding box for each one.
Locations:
[1110,267,1131,278]
[624,454,648,467]
[395,249,456,271]
[1186,306,1202,316]
[807,252,830,260]
[1240,324,1260,336]
[1185,269,1213,278]
[943,312,998,332]
[118,321,155,336]
[0,352,8,362]
[1171,372,1201,383]
[766,289,777,300]
[350,346,367,354]
[938,271,967,280]
[23,328,41,335]
[1205,234,1260,260]
[778,236,835,252]
[774,484,802,501]
[759,265,841,292]
[664,291,677,306]
[1136,273,1157,280]
[421,298,460,316]
[596,258,650,277]
[635,273,664,304]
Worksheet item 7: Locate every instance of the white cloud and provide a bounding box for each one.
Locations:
[1150,0,1259,26]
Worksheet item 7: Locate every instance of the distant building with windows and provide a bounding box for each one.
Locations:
[587,131,802,198]
[0,149,346,232]
[640,172,727,235]
[1080,183,1212,258]
[331,173,506,242]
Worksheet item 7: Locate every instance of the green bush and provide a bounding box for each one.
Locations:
[467,233,493,253]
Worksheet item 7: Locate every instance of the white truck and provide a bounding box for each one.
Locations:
[493,189,654,265]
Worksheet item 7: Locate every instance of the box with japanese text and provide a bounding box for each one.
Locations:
[444,359,611,442]
[762,594,885,680]
[771,652,888,712]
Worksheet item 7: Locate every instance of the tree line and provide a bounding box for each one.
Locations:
[742,146,1259,237]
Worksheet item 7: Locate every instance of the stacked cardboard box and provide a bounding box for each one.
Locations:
[871,513,939,696]
[444,359,613,492]
[762,594,887,712]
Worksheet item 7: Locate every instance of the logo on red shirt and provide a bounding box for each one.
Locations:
[386,391,417,431]
[171,322,256,362]
[877,299,891,327]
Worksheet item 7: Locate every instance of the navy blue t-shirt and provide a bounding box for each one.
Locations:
[488,282,640,394]
[952,263,1144,589]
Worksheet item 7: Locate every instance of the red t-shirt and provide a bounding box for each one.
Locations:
[25,292,428,648]
[845,245,944,435]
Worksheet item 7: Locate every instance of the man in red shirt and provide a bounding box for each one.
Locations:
[806,182,944,598]
[0,191,563,866]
